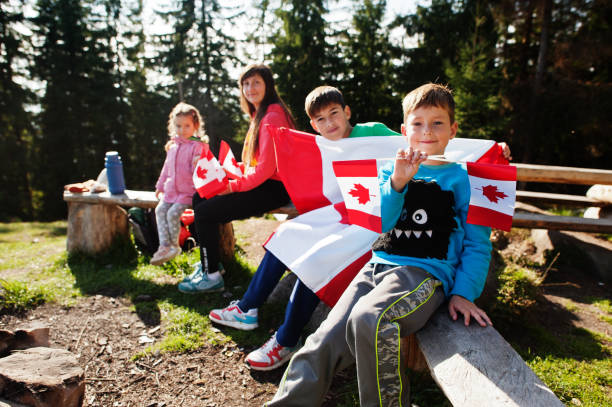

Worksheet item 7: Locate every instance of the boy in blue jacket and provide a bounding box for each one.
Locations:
[265,83,493,407]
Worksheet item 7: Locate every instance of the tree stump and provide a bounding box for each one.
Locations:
[0,324,50,357]
[218,222,235,263]
[0,347,84,407]
[66,202,128,255]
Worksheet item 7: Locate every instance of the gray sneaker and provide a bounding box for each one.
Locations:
[178,271,224,293]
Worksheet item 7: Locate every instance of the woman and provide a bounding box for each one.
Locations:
[179,64,295,294]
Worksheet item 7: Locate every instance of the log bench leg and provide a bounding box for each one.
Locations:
[218,222,236,263]
[402,334,428,372]
[66,202,129,255]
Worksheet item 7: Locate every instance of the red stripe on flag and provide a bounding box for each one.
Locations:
[332,159,378,177]
[333,202,350,225]
[476,143,509,165]
[346,209,382,233]
[196,178,228,199]
[316,251,372,306]
[467,162,516,181]
[272,127,331,214]
[467,205,513,232]
[219,140,230,162]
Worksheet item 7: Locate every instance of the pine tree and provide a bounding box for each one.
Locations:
[122,0,172,190]
[339,0,399,128]
[445,0,508,141]
[269,0,333,130]
[31,0,127,218]
[151,0,241,152]
[0,0,35,220]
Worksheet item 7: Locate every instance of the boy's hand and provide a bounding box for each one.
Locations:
[155,190,162,200]
[448,295,492,327]
[499,142,512,161]
[390,147,427,192]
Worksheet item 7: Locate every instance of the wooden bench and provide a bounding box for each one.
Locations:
[411,308,563,406]
[63,190,236,259]
[512,164,612,233]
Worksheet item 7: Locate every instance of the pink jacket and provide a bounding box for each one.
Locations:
[155,137,203,205]
[228,104,293,193]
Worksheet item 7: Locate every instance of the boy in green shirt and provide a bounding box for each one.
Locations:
[209,86,397,371]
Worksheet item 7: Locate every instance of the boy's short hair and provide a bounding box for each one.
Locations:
[305,86,346,118]
[402,83,456,123]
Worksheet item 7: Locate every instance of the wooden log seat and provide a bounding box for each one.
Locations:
[63,190,235,259]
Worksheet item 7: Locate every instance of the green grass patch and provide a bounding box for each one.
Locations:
[496,264,539,310]
[587,297,612,314]
[0,279,52,312]
[0,221,67,273]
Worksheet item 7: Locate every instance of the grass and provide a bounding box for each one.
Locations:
[490,248,612,407]
[0,221,611,406]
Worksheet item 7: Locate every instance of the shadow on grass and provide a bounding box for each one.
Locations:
[65,239,278,352]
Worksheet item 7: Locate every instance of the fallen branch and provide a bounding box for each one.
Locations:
[74,316,91,350]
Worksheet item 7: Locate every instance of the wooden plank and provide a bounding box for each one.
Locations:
[516,190,607,207]
[416,308,563,407]
[512,212,612,233]
[63,190,158,209]
[515,163,612,185]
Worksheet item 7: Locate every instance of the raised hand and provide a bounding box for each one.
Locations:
[390,147,428,192]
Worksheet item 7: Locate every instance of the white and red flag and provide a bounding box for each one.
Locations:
[192,145,228,199]
[466,162,516,231]
[218,140,243,180]
[332,159,385,233]
[265,126,508,306]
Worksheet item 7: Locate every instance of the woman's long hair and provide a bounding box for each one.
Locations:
[239,64,295,165]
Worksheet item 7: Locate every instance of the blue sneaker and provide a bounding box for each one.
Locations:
[209,300,258,330]
[182,262,203,283]
[178,272,224,293]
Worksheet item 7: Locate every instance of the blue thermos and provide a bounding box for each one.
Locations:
[105,151,126,194]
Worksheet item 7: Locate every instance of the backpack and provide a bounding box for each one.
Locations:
[127,207,159,256]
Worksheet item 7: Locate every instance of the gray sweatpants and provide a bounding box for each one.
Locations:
[155,201,189,247]
[265,263,444,407]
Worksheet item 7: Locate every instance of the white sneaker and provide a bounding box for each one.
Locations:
[209,300,258,330]
[245,333,298,371]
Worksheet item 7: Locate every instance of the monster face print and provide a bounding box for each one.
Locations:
[372,179,457,260]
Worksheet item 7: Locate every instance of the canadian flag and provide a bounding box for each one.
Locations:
[218,140,243,180]
[467,162,516,231]
[332,159,385,233]
[192,145,228,199]
[265,126,508,306]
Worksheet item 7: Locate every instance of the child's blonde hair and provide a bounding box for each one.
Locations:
[402,83,456,124]
[166,102,208,150]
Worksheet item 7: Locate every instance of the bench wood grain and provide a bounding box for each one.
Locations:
[415,308,563,407]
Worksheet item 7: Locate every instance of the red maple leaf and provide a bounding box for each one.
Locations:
[480,185,508,203]
[231,157,238,168]
[349,183,371,205]
[196,166,208,179]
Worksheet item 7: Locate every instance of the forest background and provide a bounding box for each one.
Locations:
[1,0,610,221]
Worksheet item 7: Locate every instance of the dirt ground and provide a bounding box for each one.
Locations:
[0,219,609,407]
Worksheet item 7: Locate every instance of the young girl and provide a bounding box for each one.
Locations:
[150,102,206,266]
[178,64,295,293]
